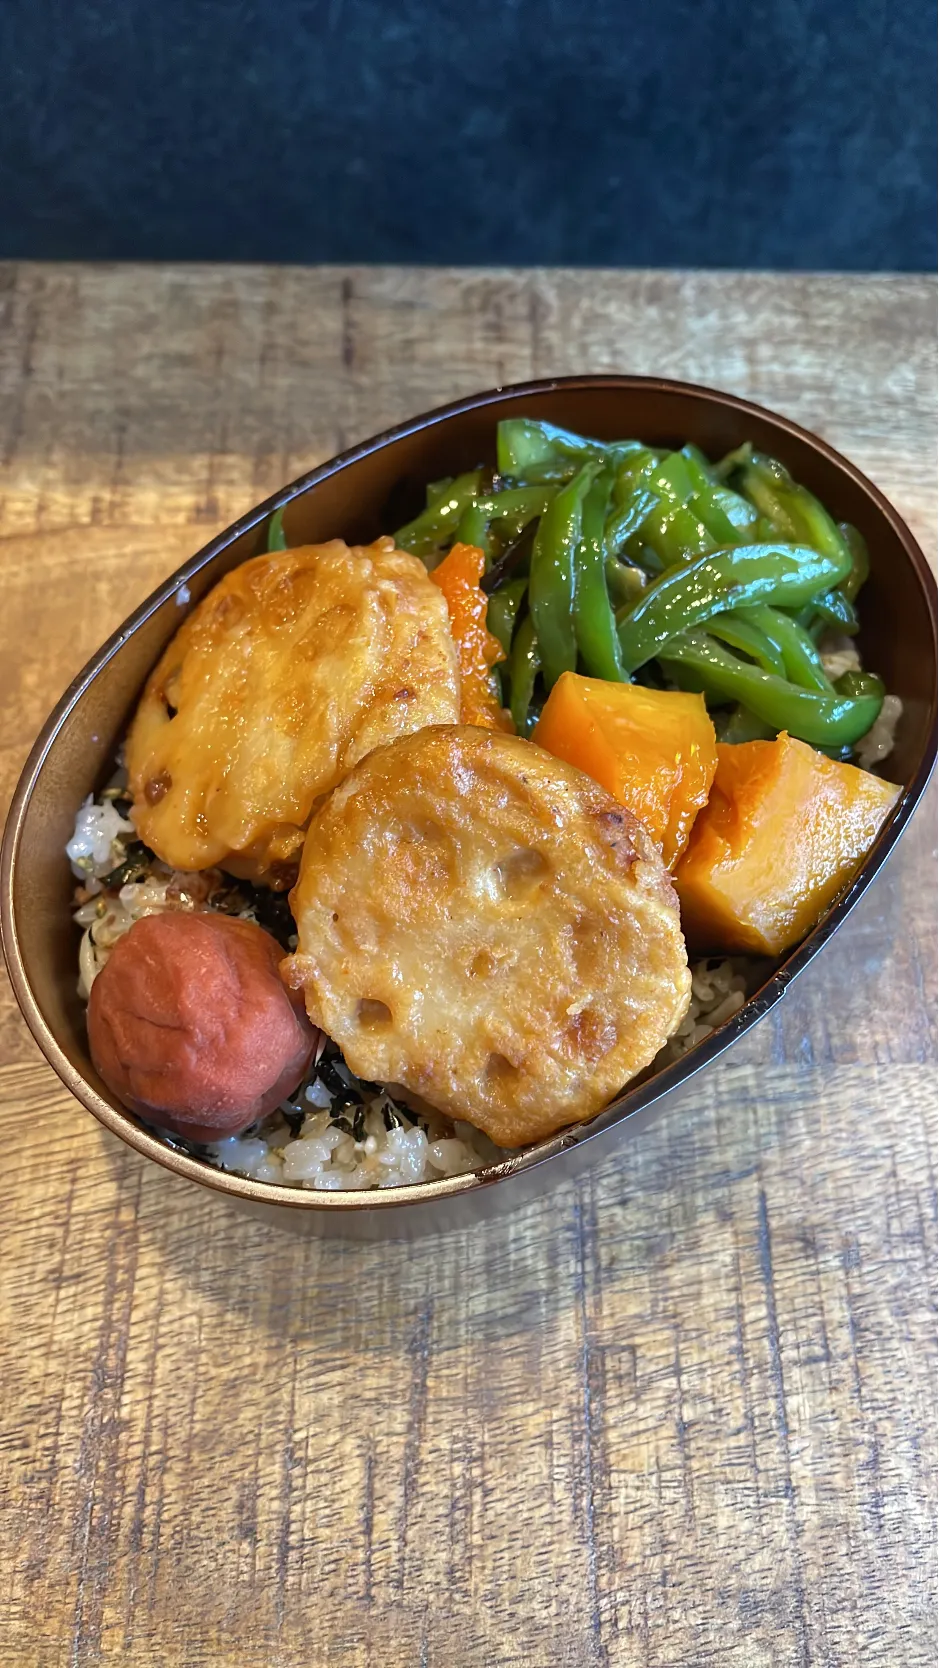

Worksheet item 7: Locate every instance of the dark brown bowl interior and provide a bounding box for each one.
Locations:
[2,377,936,1233]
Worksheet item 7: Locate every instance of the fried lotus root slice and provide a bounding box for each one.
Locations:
[125,539,461,886]
[88,912,319,1144]
[284,726,691,1148]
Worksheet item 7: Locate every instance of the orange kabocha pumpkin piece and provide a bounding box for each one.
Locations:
[533,672,717,869]
[430,543,513,731]
[674,732,901,956]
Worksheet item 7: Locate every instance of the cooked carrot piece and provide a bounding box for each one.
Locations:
[430,543,513,731]
[532,672,717,868]
[674,732,901,955]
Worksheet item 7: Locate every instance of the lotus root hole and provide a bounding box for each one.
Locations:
[356,998,392,1028]
[493,847,550,896]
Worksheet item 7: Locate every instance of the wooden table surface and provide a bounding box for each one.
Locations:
[0,265,935,1668]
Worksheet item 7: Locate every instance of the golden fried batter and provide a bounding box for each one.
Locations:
[284,726,691,1147]
[126,539,461,884]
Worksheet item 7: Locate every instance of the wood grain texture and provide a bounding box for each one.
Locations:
[0,264,935,1667]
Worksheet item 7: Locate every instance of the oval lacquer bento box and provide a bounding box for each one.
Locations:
[2,377,935,1237]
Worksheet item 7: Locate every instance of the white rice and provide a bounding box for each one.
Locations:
[855,694,903,773]
[205,1097,503,1191]
[819,634,862,683]
[654,958,749,1065]
[73,869,240,1000]
[66,794,135,880]
[818,634,902,773]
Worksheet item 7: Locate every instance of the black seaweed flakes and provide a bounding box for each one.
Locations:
[101,840,156,888]
[244,886,297,950]
[282,1106,306,1139]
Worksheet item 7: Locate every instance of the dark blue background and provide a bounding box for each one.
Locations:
[1,0,934,268]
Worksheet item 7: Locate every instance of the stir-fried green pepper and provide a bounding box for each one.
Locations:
[529,461,600,687]
[718,705,777,744]
[646,451,697,505]
[612,450,715,568]
[633,500,714,569]
[391,421,886,760]
[735,454,852,572]
[837,523,870,604]
[267,507,288,551]
[604,555,648,609]
[480,521,537,594]
[573,469,625,682]
[605,484,659,556]
[714,442,753,480]
[679,447,760,543]
[616,542,853,674]
[800,588,860,636]
[707,614,786,677]
[735,604,833,692]
[660,631,884,747]
[486,578,527,656]
[508,613,542,734]
[395,470,482,557]
[456,501,491,554]
[425,476,454,508]
[497,419,605,482]
[474,485,557,544]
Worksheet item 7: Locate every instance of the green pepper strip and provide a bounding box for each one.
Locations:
[679,449,759,543]
[604,485,659,555]
[267,507,287,551]
[735,604,833,692]
[659,631,884,747]
[612,448,664,492]
[456,501,491,554]
[613,453,714,568]
[714,442,753,480]
[736,455,852,570]
[508,613,542,735]
[719,705,777,744]
[604,556,648,610]
[647,452,697,505]
[473,485,557,544]
[837,523,870,604]
[425,476,454,509]
[707,615,785,677]
[616,542,852,674]
[394,470,482,557]
[529,461,600,687]
[497,419,642,482]
[799,588,860,636]
[573,470,626,682]
[639,501,716,568]
[486,579,527,656]
[680,443,716,482]
[497,419,603,480]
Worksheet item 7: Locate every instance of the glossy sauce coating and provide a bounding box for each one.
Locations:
[126,539,461,885]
